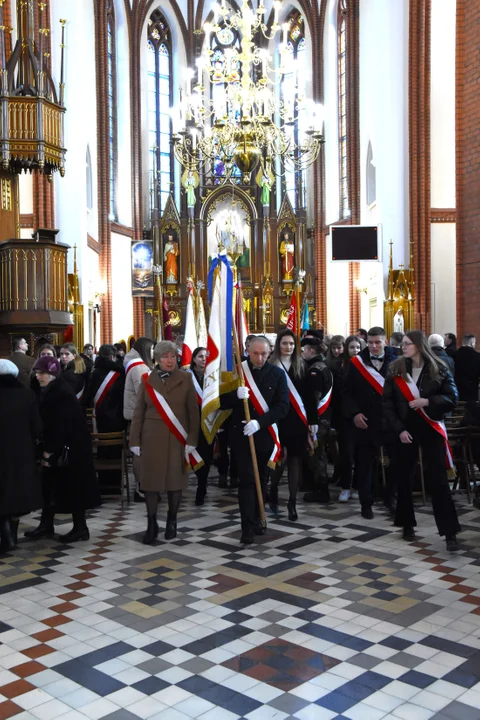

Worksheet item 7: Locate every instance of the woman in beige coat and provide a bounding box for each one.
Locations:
[130,341,199,543]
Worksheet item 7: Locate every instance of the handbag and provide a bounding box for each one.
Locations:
[57,445,70,467]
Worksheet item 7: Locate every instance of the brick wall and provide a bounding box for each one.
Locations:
[456,1,480,337]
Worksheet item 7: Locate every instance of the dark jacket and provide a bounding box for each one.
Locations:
[86,356,126,432]
[220,360,289,453]
[454,346,480,401]
[430,346,455,376]
[271,360,316,453]
[61,361,87,399]
[343,345,396,443]
[305,354,333,424]
[40,376,100,513]
[382,360,458,439]
[0,376,42,515]
[9,351,35,389]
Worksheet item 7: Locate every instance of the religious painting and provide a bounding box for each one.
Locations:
[278,223,296,282]
[131,241,153,297]
[207,194,251,280]
[162,228,180,284]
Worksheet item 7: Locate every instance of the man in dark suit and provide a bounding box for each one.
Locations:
[455,334,480,401]
[10,337,35,388]
[220,336,289,544]
[343,326,396,519]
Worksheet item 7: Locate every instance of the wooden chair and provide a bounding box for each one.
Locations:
[90,431,130,504]
[445,425,472,503]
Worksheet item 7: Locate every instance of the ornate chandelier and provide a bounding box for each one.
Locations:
[172,0,324,185]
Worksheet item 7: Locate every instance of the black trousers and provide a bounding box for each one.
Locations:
[234,441,271,535]
[354,430,378,509]
[217,428,238,480]
[195,432,214,487]
[392,417,460,537]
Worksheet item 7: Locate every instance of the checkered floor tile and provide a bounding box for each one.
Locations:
[1,471,480,719]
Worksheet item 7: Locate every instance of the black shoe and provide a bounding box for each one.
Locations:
[195,486,206,506]
[134,490,144,503]
[361,507,374,520]
[58,527,90,543]
[0,518,15,552]
[142,515,158,545]
[218,474,228,488]
[402,526,416,541]
[254,522,266,536]
[164,514,177,540]
[24,523,55,540]
[240,534,254,544]
[287,498,298,521]
[446,535,459,552]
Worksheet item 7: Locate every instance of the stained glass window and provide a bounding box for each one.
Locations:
[147,11,173,213]
[280,10,307,210]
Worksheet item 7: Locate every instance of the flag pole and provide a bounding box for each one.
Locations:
[232,307,267,529]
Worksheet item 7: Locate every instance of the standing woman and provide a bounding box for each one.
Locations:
[187,347,213,506]
[383,330,461,550]
[59,343,88,400]
[25,356,100,542]
[336,335,362,502]
[123,337,155,502]
[0,360,42,552]
[325,335,345,369]
[130,341,199,543]
[269,329,316,520]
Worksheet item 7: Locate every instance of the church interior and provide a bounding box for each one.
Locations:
[2,1,480,720]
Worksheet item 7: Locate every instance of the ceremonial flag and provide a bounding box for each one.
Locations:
[286,292,298,335]
[235,276,249,355]
[163,295,173,341]
[201,252,236,443]
[181,286,197,368]
[301,297,310,331]
[196,291,208,348]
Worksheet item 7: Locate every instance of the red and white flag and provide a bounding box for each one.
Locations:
[181,286,197,369]
[286,292,298,335]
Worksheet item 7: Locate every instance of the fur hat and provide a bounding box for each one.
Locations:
[0,359,19,377]
[33,355,61,377]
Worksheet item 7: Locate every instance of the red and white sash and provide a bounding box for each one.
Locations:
[393,374,454,471]
[351,355,385,395]
[143,376,204,471]
[187,369,203,407]
[94,370,120,409]
[125,358,148,377]
[280,368,316,452]
[317,385,333,417]
[242,361,282,467]
[76,385,85,401]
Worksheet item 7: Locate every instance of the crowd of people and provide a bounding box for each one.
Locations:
[0,326,479,554]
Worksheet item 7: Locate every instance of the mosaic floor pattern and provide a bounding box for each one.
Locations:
[1,473,480,720]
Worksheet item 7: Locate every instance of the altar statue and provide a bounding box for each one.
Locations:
[393,307,405,333]
[164,235,179,284]
[279,231,295,281]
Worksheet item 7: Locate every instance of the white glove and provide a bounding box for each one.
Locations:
[308,424,319,435]
[185,444,196,457]
[243,420,260,436]
[237,386,250,400]
[130,446,141,457]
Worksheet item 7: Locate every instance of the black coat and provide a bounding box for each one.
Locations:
[305,354,333,424]
[61,361,87,399]
[220,360,289,453]
[273,361,316,453]
[0,376,42,516]
[40,376,100,513]
[430,346,455,376]
[343,345,397,443]
[382,360,458,439]
[86,356,126,432]
[454,346,480,401]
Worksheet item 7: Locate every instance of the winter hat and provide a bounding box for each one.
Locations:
[0,359,19,377]
[33,355,61,377]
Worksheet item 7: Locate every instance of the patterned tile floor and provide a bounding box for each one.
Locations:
[1,472,480,720]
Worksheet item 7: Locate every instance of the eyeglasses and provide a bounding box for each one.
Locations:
[401,341,414,347]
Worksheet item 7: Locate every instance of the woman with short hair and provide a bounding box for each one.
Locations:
[130,341,199,543]
[383,330,460,551]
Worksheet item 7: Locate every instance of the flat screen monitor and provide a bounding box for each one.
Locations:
[331,225,380,261]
